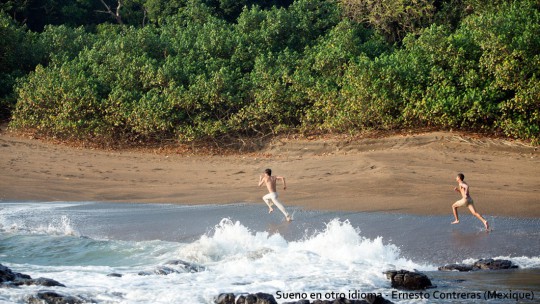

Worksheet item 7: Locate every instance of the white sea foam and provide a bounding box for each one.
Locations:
[174,218,434,298]
[0,209,80,236]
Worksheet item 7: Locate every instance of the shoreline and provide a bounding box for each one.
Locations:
[1,129,539,218]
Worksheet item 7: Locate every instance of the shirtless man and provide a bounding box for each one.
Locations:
[258,168,292,221]
[451,173,489,230]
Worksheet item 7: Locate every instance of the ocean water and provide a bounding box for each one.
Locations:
[0,202,538,304]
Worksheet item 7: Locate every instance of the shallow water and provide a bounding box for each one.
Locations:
[0,202,538,303]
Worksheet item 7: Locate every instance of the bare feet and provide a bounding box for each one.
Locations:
[268,207,274,214]
[451,220,460,224]
[286,215,292,222]
[484,220,489,230]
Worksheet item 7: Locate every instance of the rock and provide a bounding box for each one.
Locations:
[215,293,277,304]
[137,260,206,276]
[164,259,206,272]
[0,263,31,283]
[365,294,394,304]
[138,266,180,276]
[283,300,391,304]
[438,259,518,272]
[107,273,123,277]
[14,277,66,287]
[26,291,85,304]
[438,264,475,272]
[235,294,253,304]
[385,270,433,290]
[219,293,393,304]
[474,259,517,270]
[251,293,278,304]
[153,266,181,275]
[215,293,235,304]
[1,264,66,288]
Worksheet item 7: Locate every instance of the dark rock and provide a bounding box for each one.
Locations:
[236,295,246,304]
[365,294,394,304]
[474,259,518,270]
[223,293,393,304]
[1,264,66,289]
[26,291,84,304]
[438,264,474,272]
[138,266,180,276]
[385,270,433,290]
[107,273,123,277]
[236,294,257,304]
[252,292,278,304]
[14,277,66,287]
[439,259,518,272]
[0,263,31,283]
[165,259,206,272]
[217,293,277,304]
[153,266,181,275]
[215,293,235,304]
[0,265,17,283]
[139,263,201,276]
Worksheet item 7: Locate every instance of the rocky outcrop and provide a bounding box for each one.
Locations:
[438,259,518,272]
[12,277,65,287]
[137,259,206,276]
[1,264,31,283]
[1,264,91,304]
[437,264,475,272]
[215,292,278,304]
[165,259,206,272]
[215,293,394,304]
[474,259,518,270]
[0,264,65,288]
[26,291,86,304]
[284,295,394,304]
[384,270,433,290]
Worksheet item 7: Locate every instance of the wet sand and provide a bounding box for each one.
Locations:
[1,128,539,218]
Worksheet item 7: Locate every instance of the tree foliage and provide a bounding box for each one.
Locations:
[2,0,539,144]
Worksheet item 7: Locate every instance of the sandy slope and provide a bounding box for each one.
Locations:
[1,129,538,217]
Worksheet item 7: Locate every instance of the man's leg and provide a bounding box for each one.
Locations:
[262,193,274,213]
[451,201,461,224]
[468,204,489,230]
[271,195,291,221]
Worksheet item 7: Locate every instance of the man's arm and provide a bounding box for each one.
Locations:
[258,175,265,187]
[460,183,468,195]
[277,176,287,190]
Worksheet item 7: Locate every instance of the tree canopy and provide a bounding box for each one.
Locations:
[1,0,539,145]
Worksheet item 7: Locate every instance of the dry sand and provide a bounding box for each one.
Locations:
[1,128,539,218]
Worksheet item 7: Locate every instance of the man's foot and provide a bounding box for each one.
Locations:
[268,207,274,214]
[451,220,460,224]
[484,220,489,230]
[286,215,292,222]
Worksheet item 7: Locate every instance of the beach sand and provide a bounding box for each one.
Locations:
[1,127,538,218]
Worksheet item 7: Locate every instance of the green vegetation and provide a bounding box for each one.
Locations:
[1,0,539,145]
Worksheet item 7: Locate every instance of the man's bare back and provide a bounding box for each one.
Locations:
[260,175,286,193]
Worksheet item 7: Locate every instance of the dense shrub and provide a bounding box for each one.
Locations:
[4,0,540,144]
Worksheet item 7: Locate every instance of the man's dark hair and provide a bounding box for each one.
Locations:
[265,168,272,176]
[457,173,465,181]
